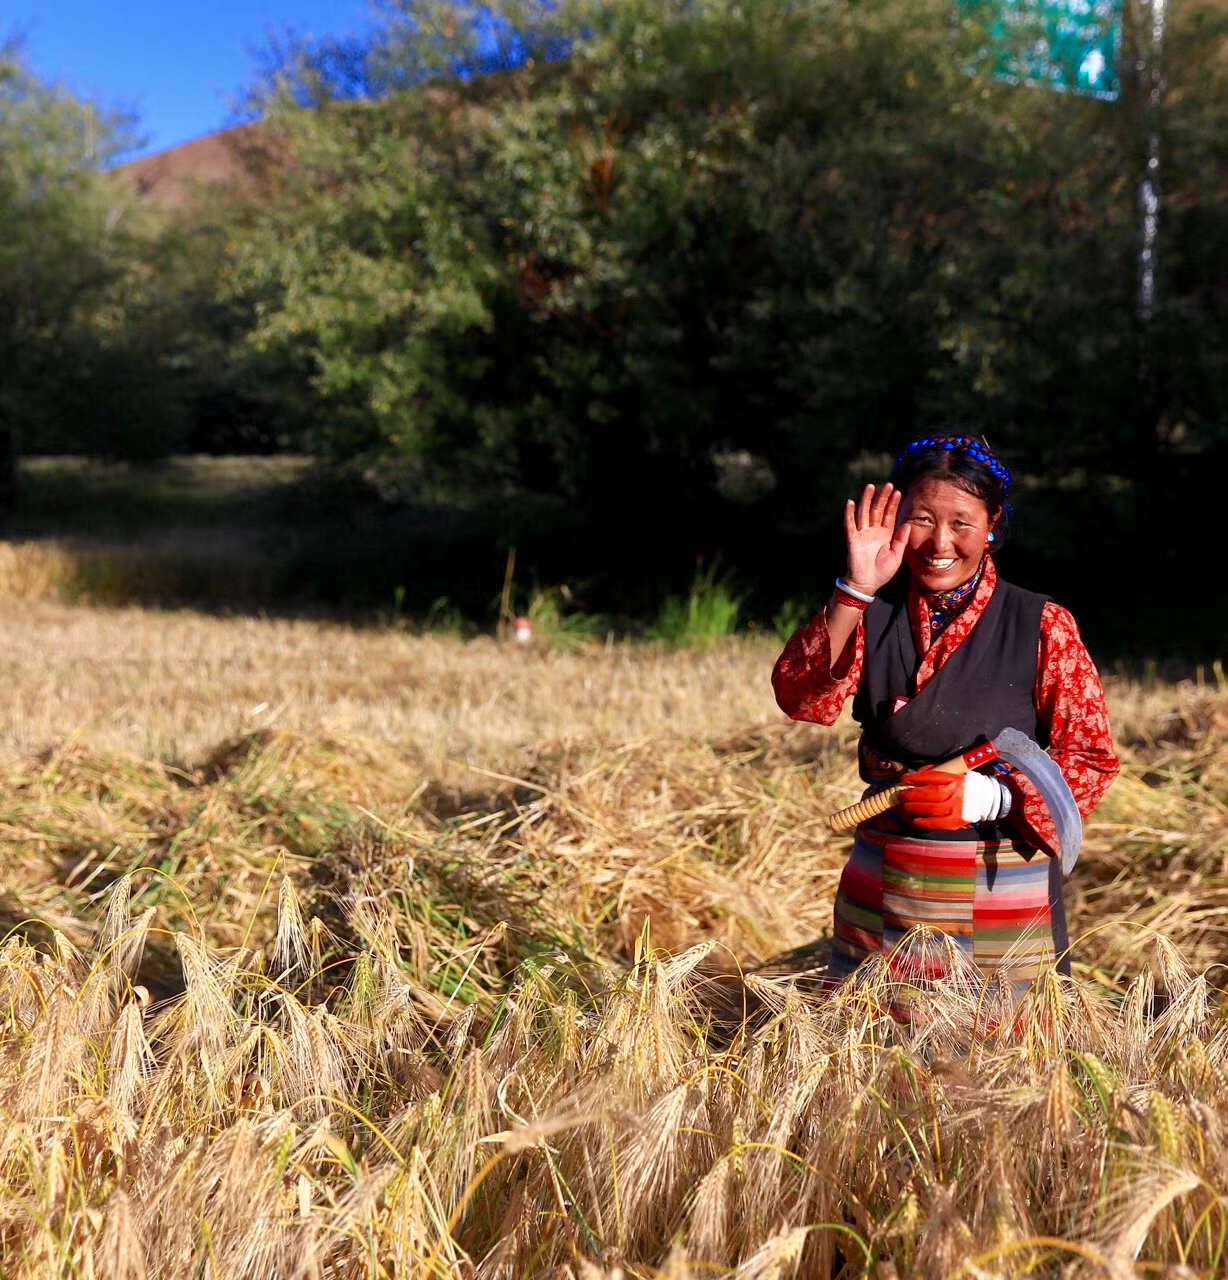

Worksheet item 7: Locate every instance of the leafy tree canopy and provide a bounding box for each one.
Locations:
[228,0,1228,525]
[0,41,182,459]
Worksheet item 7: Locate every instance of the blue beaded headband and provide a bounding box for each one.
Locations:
[899,435,1013,495]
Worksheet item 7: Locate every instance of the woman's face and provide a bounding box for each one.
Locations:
[898,476,996,593]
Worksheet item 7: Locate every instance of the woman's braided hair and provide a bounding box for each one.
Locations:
[889,435,1013,546]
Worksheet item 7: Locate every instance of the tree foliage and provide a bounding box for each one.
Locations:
[0,43,185,459]
[6,1,1228,625]
[222,0,1228,536]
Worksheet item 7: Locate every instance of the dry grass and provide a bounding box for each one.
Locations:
[0,600,780,767]
[0,535,284,610]
[0,600,1224,1277]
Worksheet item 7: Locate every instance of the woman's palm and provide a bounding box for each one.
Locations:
[845,484,909,593]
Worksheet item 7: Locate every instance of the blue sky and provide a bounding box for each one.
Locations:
[8,0,374,158]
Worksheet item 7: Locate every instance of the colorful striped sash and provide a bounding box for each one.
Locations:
[830,814,1065,996]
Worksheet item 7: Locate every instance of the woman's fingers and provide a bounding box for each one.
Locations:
[856,484,874,529]
[868,481,894,526]
[852,483,902,531]
[850,482,904,549]
[891,510,910,551]
[843,480,906,592]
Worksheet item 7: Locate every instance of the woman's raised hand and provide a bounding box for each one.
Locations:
[844,483,909,596]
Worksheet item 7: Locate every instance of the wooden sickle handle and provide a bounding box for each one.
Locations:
[826,754,971,834]
[827,784,906,833]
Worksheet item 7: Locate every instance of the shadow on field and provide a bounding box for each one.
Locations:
[1,456,572,625]
[0,891,187,1004]
[0,898,60,952]
[5,454,1228,664]
[688,940,834,1047]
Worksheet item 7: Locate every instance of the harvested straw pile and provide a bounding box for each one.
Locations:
[0,661,1222,1277]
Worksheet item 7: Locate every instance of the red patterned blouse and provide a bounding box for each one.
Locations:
[771,557,1120,854]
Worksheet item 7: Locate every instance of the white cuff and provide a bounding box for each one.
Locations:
[962,770,1011,824]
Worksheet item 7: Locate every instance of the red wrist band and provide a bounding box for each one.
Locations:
[833,587,871,612]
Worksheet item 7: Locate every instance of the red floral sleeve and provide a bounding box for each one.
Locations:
[1003,602,1120,855]
[771,610,864,726]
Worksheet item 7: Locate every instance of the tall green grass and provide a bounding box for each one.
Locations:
[772,597,820,643]
[653,565,743,648]
[525,586,609,650]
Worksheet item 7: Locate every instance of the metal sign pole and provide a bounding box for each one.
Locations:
[1137,0,1167,326]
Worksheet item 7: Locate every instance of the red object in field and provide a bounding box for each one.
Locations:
[512,617,533,644]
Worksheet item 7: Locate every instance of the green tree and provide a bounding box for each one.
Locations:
[220,0,1228,605]
[0,41,181,460]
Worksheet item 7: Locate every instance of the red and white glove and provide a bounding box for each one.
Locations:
[899,767,1013,831]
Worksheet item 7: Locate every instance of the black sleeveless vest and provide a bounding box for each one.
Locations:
[851,572,1048,771]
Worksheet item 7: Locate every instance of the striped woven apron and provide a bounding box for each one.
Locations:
[830,809,1069,992]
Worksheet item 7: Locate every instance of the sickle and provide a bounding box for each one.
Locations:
[827,726,1083,874]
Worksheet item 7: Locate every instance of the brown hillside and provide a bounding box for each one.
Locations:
[116,122,279,213]
[116,86,515,214]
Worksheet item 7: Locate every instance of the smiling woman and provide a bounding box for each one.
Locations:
[772,434,1121,1000]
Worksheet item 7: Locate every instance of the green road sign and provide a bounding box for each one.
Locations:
[959,0,1124,101]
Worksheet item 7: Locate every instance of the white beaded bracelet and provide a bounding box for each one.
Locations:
[835,577,876,604]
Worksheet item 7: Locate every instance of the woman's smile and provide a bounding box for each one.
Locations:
[899,476,994,592]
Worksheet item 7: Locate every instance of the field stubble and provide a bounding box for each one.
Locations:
[0,602,1224,1277]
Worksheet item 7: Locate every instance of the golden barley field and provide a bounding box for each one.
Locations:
[0,598,1224,1278]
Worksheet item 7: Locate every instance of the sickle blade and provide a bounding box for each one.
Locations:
[993,727,1083,875]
